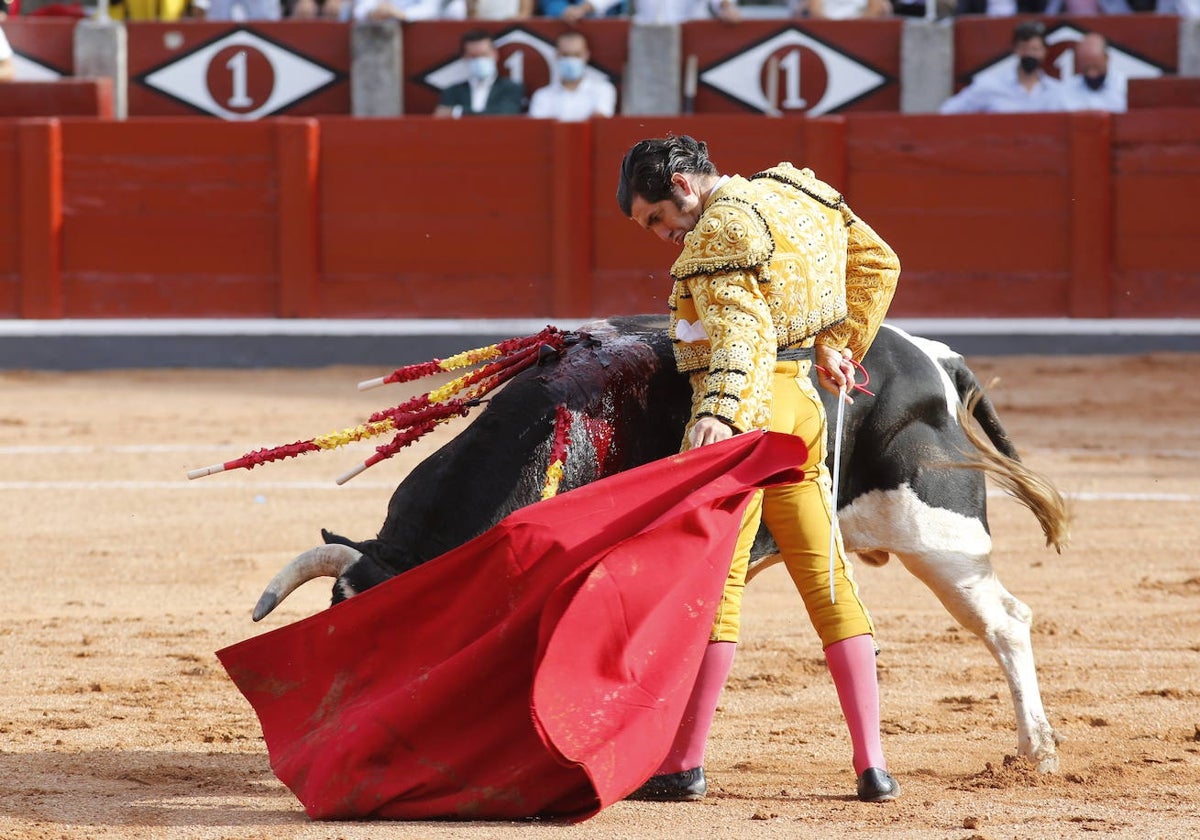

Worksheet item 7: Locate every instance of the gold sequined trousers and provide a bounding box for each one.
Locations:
[692,360,875,647]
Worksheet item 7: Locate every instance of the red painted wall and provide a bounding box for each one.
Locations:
[316,117,557,318]
[847,112,1075,317]
[0,123,19,316]
[1,17,75,76]
[59,119,282,317]
[0,112,1197,320]
[0,79,114,117]
[1111,109,1200,317]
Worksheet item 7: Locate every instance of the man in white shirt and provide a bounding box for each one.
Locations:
[528,31,617,122]
[939,20,1070,115]
[351,0,442,20]
[0,21,15,83]
[1064,33,1127,113]
[629,0,739,24]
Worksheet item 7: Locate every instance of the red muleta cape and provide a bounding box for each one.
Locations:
[217,430,807,822]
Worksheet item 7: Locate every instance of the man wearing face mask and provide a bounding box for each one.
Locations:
[939,20,1070,115]
[434,30,526,118]
[528,31,617,122]
[1063,33,1127,113]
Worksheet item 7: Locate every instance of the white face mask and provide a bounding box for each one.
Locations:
[558,56,587,83]
[467,56,497,82]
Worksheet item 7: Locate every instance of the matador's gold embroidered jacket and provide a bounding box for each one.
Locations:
[668,162,900,433]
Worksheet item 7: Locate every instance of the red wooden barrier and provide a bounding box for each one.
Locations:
[316,116,557,318]
[1110,109,1200,317]
[845,112,1073,317]
[276,118,321,318]
[1128,77,1200,109]
[2,112,1199,320]
[0,123,18,315]
[0,79,114,117]
[1068,110,1111,318]
[58,119,280,317]
[18,119,64,318]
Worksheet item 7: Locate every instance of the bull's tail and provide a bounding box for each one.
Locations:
[950,368,1071,553]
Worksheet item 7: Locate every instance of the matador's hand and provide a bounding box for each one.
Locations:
[815,344,855,403]
[688,417,734,449]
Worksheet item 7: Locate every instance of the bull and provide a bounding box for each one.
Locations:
[253,315,1070,773]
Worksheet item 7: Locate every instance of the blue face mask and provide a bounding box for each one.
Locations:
[467,56,496,82]
[558,56,587,84]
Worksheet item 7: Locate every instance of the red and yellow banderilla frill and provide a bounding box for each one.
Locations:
[187,327,569,486]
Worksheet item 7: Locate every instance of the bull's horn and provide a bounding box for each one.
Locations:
[252,544,363,622]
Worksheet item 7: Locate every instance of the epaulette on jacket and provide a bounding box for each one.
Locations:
[751,163,852,223]
[670,197,773,280]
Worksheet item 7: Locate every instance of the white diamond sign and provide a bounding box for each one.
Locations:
[700,28,888,117]
[139,29,338,121]
[12,52,62,82]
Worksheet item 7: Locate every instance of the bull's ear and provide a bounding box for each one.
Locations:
[322,528,356,547]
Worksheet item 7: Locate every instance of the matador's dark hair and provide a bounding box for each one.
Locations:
[616,134,718,217]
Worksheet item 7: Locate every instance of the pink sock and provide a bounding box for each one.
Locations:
[656,641,737,775]
[824,634,886,775]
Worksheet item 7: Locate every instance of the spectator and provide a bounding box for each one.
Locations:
[0,21,12,83]
[939,20,1070,115]
[889,0,956,16]
[107,0,194,18]
[350,0,441,20]
[955,0,1064,13]
[537,0,621,19]
[472,0,535,15]
[528,30,616,121]
[204,0,283,18]
[808,0,891,18]
[1064,33,1127,113]
[1098,0,1194,12]
[289,0,344,17]
[443,0,534,17]
[434,30,526,117]
[630,0,740,23]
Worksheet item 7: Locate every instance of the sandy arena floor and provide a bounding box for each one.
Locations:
[1,351,1198,839]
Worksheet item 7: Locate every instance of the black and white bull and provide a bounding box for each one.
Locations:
[254,315,1070,773]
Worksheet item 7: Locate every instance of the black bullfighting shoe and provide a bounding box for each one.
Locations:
[856,767,901,802]
[626,767,707,802]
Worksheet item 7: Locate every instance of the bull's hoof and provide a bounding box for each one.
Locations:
[856,767,901,802]
[1024,725,1063,772]
[1034,753,1060,773]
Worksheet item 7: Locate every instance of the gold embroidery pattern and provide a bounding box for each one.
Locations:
[814,212,900,361]
[667,166,900,431]
[670,198,773,280]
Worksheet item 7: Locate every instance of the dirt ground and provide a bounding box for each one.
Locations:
[1,351,1198,840]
